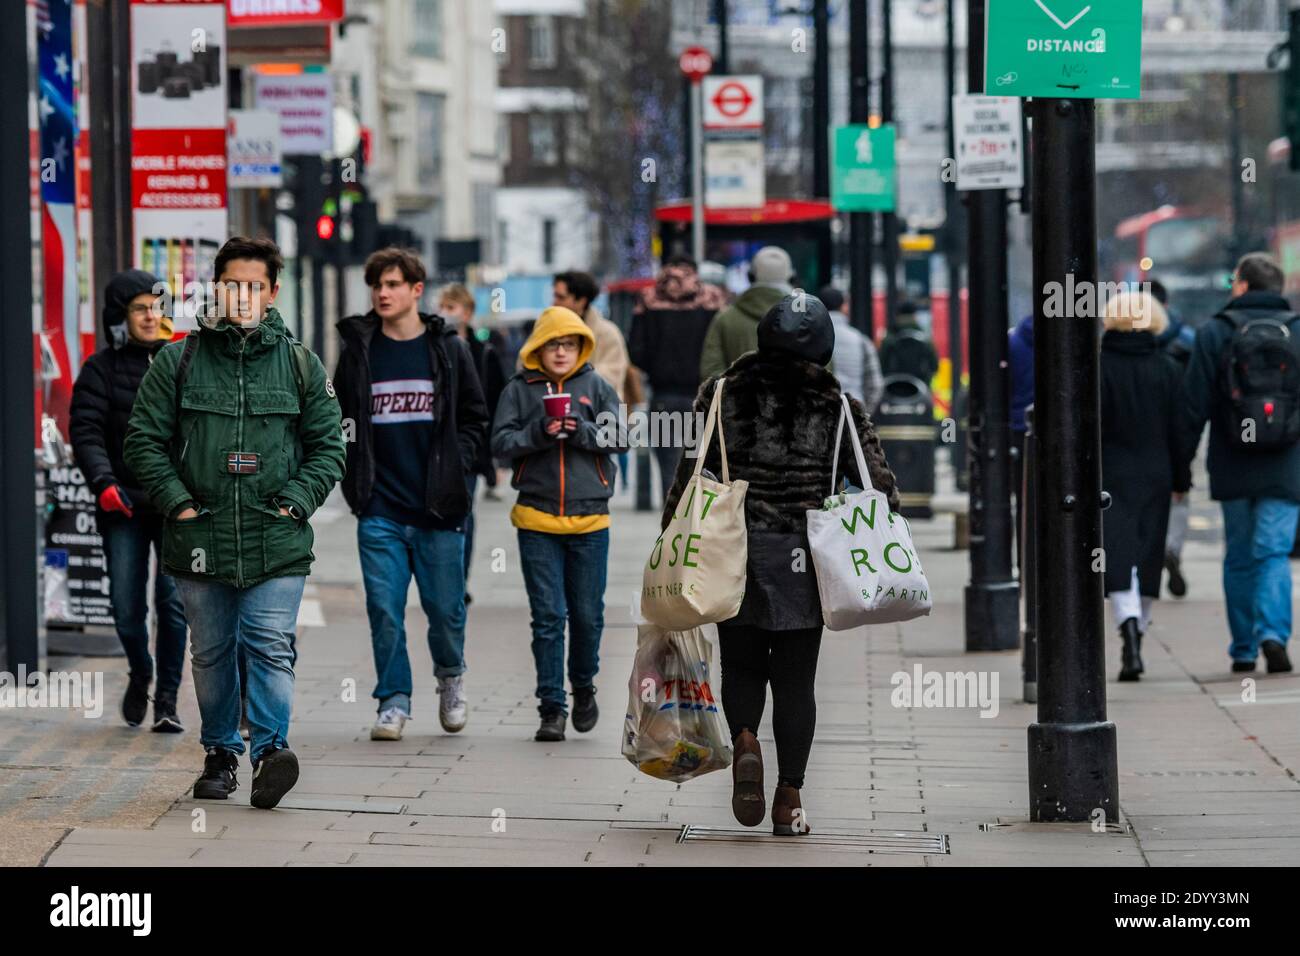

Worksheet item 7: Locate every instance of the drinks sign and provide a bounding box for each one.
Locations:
[984,0,1143,100]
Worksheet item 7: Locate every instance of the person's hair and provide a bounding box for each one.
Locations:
[1147,278,1168,305]
[439,282,475,315]
[1102,290,1168,335]
[214,236,283,286]
[818,285,845,312]
[555,270,599,309]
[364,247,427,288]
[1235,253,1285,294]
[663,253,697,271]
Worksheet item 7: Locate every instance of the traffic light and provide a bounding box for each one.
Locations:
[316,214,336,242]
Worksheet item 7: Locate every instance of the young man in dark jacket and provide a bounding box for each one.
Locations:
[334,249,489,743]
[70,269,187,732]
[1177,253,1298,674]
[124,237,346,809]
[491,306,626,742]
[629,255,727,501]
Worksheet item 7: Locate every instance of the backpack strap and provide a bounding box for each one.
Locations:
[173,333,200,421]
[280,333,314,406]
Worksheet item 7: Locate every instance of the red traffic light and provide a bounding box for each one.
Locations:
[316,215,336,241]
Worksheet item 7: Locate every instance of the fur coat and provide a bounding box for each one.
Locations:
[662,351,900,630]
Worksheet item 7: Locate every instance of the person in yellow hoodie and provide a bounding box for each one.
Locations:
[491,307,629,742]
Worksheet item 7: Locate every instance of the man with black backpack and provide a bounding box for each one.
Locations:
[124,236,346,808]
[1178,252,1298,675]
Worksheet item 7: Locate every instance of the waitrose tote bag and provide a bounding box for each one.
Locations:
[640,378,749,629]
[807,393,932,629]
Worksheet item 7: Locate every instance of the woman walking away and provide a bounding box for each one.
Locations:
[1100,290,1190,681]
[663,294,899,835]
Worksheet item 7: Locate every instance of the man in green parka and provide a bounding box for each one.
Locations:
[124,237,345,809]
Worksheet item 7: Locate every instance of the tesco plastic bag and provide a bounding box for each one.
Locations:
[622,624,732,783]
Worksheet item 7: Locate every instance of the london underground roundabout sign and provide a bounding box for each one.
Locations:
[985,0,1143,99]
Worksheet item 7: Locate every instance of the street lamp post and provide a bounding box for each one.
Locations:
[964,0,1019,653]
[1027,95,1119,823]
[1,0,38,674]
[848,0,873,337]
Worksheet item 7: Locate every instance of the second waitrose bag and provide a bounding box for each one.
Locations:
[640,378,748,630]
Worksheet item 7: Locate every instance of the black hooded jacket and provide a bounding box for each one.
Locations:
[334,311,489,521]
[69,270,167,513]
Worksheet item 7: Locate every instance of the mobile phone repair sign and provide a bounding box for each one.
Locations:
[985,0,1143,100]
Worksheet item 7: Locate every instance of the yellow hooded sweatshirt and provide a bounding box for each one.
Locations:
[509,307,609,534]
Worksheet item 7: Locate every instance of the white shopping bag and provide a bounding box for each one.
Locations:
[806,393,933,629]
[640,377,748,629]
[621,624,732,783]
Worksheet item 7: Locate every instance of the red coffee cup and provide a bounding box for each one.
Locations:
[543,392,572,437]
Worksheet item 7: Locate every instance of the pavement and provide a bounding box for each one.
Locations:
[3,455,1299,867]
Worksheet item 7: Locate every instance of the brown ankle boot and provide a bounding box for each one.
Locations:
[772,783,811,836]
[731,730,765,827]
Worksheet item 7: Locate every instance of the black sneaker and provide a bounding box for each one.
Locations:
[193,749,239,800]
[151,695,184,734]
[1262,640,1293,674]
[250,747,300,810]
[535,709,566,742]
[1231,659,1257,673]
[121,673,151,728]
[571,687,598,733]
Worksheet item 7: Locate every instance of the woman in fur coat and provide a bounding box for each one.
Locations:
[663,293,899,835]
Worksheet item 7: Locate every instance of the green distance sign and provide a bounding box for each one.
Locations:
[985,0,1144,100]
[831,124,896,213]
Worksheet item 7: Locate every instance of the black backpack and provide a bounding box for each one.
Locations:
[1220,308,1300,451]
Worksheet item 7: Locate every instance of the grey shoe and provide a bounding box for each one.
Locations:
[535,709,566,742]
[370,706,408,741]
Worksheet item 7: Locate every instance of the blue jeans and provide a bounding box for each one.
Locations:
[101,512,188,698]
[1221,498,1299,662]
[358,516,467,715]
[175,575,304,762]
[517,528,608,715]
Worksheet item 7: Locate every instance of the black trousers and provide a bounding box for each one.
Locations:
[717,623,823,790]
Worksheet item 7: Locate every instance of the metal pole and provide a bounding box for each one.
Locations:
[1027,96,1118,823]
[813,0,830,200]
[849,0,873,337]
[690,78,705,265]
[88,0,133,306]
[945,0,964,415]
[1228,72,1245,261]
[714,0,729,75]
[881,0,899,329]
[1022,404,1038,703]
[963,0,1018,652]
[1,0,38,674]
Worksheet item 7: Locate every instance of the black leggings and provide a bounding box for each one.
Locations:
[717,623,823,790]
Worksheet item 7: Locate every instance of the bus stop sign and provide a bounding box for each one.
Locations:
[985,0,1143,100]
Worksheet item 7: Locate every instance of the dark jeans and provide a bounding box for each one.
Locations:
[100,511,188,698]
[517,528,609,715]
[717,623,823,790]
[651,393,697,505]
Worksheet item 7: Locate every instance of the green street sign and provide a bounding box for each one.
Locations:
[831,124,896,213]
[985,0,1143,100]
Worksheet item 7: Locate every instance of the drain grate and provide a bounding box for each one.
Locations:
[675,824,949,854]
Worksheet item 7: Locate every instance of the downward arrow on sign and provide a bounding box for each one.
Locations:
[1033,0,1092,30]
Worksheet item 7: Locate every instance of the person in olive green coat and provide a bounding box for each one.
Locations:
[124,237,346,810]
[698,246,794,380]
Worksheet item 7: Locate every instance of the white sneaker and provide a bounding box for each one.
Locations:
[438,676,467,733]
[370,707,408,741]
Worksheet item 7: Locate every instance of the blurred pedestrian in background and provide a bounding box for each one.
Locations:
[1149,278,1195,598]
[819,284,884,413]
[1100,290,1188,682]
[699,245,794,380]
